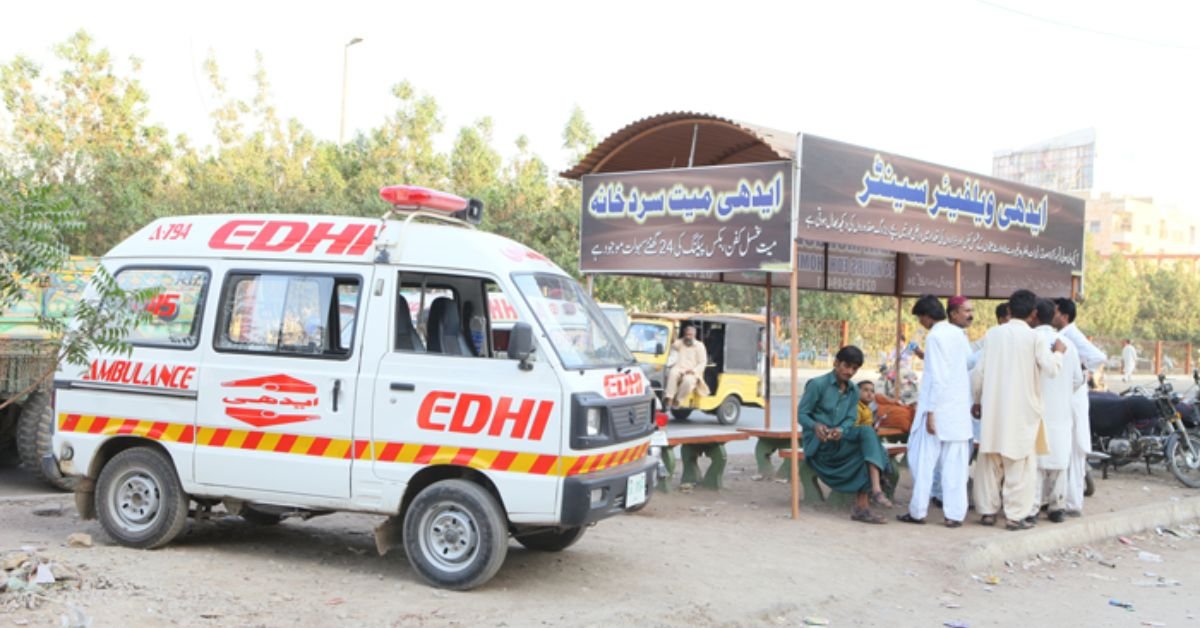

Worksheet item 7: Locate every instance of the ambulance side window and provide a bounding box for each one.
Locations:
[394,273,508,359]
[215,272,361,359]
[114,267,210,349]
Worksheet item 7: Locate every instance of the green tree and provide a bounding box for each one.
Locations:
[0,31,171,254]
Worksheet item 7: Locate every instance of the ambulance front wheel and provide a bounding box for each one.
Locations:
[95,447,190,549]
[515,525,586,552]
[403,479,508,591]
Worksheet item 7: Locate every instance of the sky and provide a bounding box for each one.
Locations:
[2,0,1197,209]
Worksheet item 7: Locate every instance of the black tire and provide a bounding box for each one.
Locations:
[1084,470,1096,497]
[240,507,283,526]
[16,391,74,491]
[402,479,508,590]
[1165,433,1200,489]
[95,447,189,549]
[515,526,586,552]
[714,396,741,426]
[670,408,693,421]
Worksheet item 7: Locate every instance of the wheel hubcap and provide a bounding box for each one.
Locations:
[113,471,161,533]
[419,503,479,573]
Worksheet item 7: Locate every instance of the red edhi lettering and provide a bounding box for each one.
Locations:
[416,391,554,440]
[209,219,378,256]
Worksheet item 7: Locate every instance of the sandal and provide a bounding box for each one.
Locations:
[979,515,997,527]
[944,520,963,529]
[869,491,894,508]
[896,513,925,525]
[1005,519,1034,531]
[851,508,887,525]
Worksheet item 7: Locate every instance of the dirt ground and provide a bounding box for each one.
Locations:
[2,454,1199,627]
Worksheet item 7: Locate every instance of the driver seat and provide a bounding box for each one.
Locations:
[427,297,474,356]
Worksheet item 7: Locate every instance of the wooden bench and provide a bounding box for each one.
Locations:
[659,428,750,491]
[774,443,908,505]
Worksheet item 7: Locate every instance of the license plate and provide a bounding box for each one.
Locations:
[626,473,647,509]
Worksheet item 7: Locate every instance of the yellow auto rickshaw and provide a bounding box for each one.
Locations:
[624,313,765,425]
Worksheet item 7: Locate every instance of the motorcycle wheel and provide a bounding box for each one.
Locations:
[1165,432,1200,489]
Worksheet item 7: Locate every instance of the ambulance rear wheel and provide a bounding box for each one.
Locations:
[403,479,507,590]
[95,447,189,549]
[715,396,741,425]
[515,526,586,552]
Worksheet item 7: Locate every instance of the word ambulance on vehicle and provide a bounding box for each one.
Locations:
[48,186,656,590]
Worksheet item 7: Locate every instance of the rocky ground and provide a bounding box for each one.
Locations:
[2,454,1199,627]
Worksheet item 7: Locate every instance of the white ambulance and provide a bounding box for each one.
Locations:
[48,186,655,590]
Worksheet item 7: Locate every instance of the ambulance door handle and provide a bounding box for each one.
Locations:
[333,379,342,412]
[389,382,415,392]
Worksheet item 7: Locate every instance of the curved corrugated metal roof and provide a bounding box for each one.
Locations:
[561,112,795,180]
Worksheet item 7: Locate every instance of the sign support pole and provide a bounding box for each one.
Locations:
[765,281,773,430]
[954,259,962,295]
[789,240,801,520]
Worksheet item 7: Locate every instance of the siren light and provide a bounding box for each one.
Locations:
[379,185,483,224]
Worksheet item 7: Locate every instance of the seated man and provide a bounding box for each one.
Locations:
[856,380,877,427]
[798,346,894,524]
[664,325,710,408]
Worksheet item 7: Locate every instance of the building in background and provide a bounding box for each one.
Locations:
[993,128,1095,194]
[994,129,1200,269]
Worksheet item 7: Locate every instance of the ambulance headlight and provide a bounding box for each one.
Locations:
[586,408,603,436]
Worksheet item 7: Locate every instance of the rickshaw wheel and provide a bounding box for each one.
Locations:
[715,396,741,425]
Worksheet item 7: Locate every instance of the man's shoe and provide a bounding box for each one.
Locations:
[1023,514,1038,526]
[1065,510,1083,518]
[1048,510,1065,523]
[930,497,944,509]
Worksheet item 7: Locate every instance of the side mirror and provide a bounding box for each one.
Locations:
[509,322,535,371]
[655,342,665,356]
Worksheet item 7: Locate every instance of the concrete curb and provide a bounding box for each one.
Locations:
[959,495,1200,572]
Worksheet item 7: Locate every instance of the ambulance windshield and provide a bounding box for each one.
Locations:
[512,273,634,370]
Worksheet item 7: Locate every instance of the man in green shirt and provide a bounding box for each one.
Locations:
[798,346,893,524]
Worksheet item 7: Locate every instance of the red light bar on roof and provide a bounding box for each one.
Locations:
[379,185,469,213]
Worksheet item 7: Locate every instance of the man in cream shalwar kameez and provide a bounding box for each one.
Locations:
[665,325,710,407]
[1033,302,1085,522]
[1053,298,1107,516]
[903,296,973,526]
[971,291,1065,529]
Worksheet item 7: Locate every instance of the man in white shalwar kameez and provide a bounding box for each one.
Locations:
[971,290,1066,530]
[1032,299,1085,523]
[1053,298,1107,516]
[899,295,974,527]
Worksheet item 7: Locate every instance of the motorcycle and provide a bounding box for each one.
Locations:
[1089,373,1200,488]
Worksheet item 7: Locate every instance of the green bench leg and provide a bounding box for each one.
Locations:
[657,447,677,493]
[681,443,728,490]
[754,438,790,477]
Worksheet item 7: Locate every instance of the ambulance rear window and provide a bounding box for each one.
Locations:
[215,272,361,359]
[115,267,210,349]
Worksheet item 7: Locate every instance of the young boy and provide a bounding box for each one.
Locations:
[857,380,877,427]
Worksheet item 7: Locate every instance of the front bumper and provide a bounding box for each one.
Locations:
[561,456,657,526]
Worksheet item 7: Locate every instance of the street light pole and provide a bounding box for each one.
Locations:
[339,37,363,144]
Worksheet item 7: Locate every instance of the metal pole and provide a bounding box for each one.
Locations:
[339,37,363,144]
[789,241,801,519]
[585,273,594,296]
[765,281,773,430]
[687,124,699,168]
[953,259,962,296]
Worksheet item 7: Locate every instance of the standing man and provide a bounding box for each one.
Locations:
[1032,299,1085,523]
[929,295,976,509]
[797,346,894,524]
[1052,298,1107,517]
[972,290,1066,531]
[1121,340,1138,383]
[899,296,973,527]
[664,325,709,409]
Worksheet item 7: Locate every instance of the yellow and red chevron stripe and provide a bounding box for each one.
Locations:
[57,414,648,478]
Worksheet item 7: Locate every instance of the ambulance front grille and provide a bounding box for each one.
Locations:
[611,402,653,441]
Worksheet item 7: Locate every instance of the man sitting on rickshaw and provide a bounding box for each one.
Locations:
[664,325,710,408]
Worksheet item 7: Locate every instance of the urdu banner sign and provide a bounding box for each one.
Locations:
[797,135,1085,274]
[580,162,793,274]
